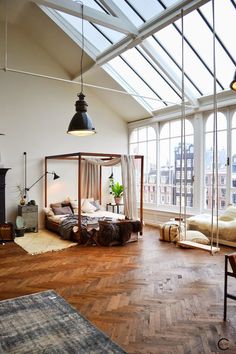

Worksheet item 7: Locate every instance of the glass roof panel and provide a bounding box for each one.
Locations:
[95,24,124,43]
[154,24,220,96]
[122,0,165,22]
[146,36,201,98]
[52,0,236,114]
[174,8,235,90]
[57,11,111,51]
[123,47,181,105]
[59,0,125,46]
[106,0,143,27]
[103,57,166,110]
[201,0,236,57]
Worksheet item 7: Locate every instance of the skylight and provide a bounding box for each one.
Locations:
[41,0,236,114]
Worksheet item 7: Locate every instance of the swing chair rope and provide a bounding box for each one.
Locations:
[211,0,219,252]
[179,3,219,253]
[179,9,187,239]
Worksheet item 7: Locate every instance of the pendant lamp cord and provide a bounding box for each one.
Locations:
[80,3,84,94]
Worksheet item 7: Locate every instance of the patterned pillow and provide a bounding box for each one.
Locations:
[61,202,74,214]
[90,200,101,211]
[52,206,73,215]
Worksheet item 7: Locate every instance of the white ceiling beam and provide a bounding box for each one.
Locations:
[98,0,137,32]
[32,0,137,35]
[140,41,198,107]
[96,0,210,66]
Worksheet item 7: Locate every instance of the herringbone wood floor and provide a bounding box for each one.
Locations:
[0,225,236,354]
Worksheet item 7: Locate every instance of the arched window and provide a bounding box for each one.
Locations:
[159,119,194,207]
[204,112,227,210]
[129,126,157,204]
[231,113,236,204]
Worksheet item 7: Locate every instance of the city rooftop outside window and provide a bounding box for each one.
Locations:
[159,119,194,208]
[204,112,227,210]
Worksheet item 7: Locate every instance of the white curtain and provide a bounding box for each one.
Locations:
[81,161,100,199]
[84,157,121,166]
[83,156,138,220]
[121,155,138,220]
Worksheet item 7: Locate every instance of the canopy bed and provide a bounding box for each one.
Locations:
[44,152,144,245]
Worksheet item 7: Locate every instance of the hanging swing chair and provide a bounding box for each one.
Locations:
[176,4,220,254]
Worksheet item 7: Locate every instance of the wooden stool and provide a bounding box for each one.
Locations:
[224,253,236,320]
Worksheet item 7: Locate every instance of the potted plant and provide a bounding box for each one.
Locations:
[111,182,124,204]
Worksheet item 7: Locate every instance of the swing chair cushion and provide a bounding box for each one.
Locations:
[176,230,210,247]
[187,205,236,243]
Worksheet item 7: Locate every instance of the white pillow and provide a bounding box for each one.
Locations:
[221,206,236,219]
[69,198,86,208]
[81,199,97,213]
[219,215,234,222]
[176,230,210,248]
[43,207,54,217]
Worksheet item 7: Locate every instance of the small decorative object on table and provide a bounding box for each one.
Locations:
[15,184,26,205]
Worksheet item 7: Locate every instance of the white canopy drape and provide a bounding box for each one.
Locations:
[84,155,138,219]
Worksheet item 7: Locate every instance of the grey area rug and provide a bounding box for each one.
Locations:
[0,290,127,354]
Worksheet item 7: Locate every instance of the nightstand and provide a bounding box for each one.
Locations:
[18,205,38,232]
[106,203,124,214]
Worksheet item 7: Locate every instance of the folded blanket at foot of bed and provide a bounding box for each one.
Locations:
[97,219,142,246]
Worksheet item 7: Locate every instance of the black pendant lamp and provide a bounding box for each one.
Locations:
[67,3,96,136]
[230,70,236,91]
[67,92,96,136]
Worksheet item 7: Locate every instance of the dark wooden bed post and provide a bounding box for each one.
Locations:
[78,153,82,236]
[99,165,102,204]
[140,155,144,235]
[45,157,48,207]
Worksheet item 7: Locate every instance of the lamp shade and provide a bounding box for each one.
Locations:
[230,70,236,91]
[52,172,60,180]
[67,93,96,136]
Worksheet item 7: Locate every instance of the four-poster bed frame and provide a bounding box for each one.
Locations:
[44,152,144,237]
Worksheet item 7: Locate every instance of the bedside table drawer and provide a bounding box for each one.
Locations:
[18,205,38,213]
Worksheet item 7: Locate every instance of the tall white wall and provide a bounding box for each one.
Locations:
[0,23,128,227]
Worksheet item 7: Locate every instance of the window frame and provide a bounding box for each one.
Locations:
[129,106,236,215]
[129,124,158,207]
